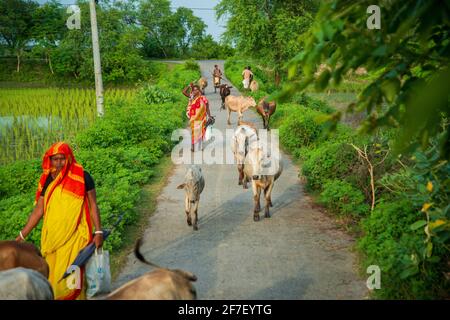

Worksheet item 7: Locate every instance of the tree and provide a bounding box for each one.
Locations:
[190,35,221,59]
[0,0,39,72]
[170,7,206,57]
[139,0,173,58]
[216,0,318,85]
[139,0,206,58]
[52,1,150,83]
[31,0,66,74]
[275,0,450,159]
[190,35,235,59]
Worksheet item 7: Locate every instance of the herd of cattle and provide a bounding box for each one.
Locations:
[179,77,282,229]
[0,75,281,300]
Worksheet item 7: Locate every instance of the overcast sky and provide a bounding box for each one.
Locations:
[37,0,227,41]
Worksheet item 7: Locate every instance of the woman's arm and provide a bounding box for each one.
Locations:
[182,85,192,98]
[15,197,45,242]
[87,189,103,248]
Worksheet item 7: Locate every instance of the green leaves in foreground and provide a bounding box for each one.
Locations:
[274,0,450,159]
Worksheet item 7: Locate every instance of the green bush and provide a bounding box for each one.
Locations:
[139,84,177,104]
[0,159,41,199]
[294,93,335,114]
[278,105,325,151]
[183,59,201,72]
[319,179,369,217]
[357,198,447,299]
[0,194,38,243]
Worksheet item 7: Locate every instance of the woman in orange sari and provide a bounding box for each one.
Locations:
[182,84,212,152]
[16,142,103,300]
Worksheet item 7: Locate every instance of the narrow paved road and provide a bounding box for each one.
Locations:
[113,60,368,299]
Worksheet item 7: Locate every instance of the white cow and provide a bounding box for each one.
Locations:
[177,165,205,231]
[0,267,54,300]
[231,122,258,188]
[244,145,283,221]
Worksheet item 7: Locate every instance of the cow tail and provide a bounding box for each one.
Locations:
[134,238,161,268]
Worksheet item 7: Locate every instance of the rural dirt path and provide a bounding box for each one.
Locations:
[113,60,368,299]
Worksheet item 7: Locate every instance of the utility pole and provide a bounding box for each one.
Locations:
[89,0,104,117]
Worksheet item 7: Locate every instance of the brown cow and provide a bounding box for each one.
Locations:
[0,241,49,279]
[105,238,197,300]
[249,80,259,92]
[256,97,276,130]
[219,84,232,110]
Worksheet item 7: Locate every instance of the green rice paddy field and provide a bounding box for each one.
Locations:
[0,88,135,164]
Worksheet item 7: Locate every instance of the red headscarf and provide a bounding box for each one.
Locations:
[35,142,85,203]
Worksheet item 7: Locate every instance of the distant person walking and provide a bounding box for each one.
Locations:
[212,65,223,93]
[242,66,253,90]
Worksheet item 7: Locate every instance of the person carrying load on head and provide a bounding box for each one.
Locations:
[212,64,223,93]
[242,66,253,90]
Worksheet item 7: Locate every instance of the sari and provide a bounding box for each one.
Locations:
[36,142,92,300]
[186,95,208,144]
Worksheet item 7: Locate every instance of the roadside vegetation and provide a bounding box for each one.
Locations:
[0,61,200,257]
[220,0,449,299]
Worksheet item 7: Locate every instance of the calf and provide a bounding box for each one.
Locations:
[177,165,205,231]
[243,145,283,221]
[256,97,276,130]
[219,84,232,110]
[250,80,259,92]
[106,239,197,300]
[224,95,256,125]
[0,241,49,278]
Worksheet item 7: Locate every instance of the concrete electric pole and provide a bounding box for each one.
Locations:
[89,0,104,117]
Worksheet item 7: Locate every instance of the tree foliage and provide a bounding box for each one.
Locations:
[0,0,39,71]
[0,0,230,83]
[275,0,450,159]
[216,0,318,84]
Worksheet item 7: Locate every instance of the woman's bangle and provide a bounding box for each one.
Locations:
[19,231,25,241]
[94,230,103,235]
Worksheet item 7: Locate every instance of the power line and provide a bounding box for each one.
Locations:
[171,7,216,11]
[58,3,216,11]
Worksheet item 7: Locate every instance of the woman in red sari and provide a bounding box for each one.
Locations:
[182,84,212,152]
[16,142,103,300]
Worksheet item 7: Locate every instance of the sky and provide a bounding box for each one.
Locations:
[37,0,227,41]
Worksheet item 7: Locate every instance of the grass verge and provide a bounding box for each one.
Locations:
[110,155,175,280]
